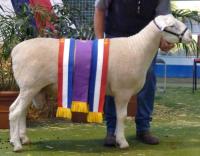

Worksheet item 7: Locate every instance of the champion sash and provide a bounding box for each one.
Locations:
[57,38,110,123]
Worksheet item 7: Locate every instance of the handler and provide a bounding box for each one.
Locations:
[94,0,174,146]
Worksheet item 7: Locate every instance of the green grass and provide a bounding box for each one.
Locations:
[1,87,200,156]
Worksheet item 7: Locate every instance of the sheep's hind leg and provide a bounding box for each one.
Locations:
[9,95,23,152]
[19,109,31,145]
[9,89,39,152]
[9,96,20,145]
[20,89,48,144]
[115,94,130,149]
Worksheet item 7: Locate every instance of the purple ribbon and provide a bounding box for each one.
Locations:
[72,40,93,102]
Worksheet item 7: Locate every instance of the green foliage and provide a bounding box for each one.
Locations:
[0,2,94,90]
[172,9,200,24]
[0,55,18,90]
[0,4,38,60]
[0,2,94,60]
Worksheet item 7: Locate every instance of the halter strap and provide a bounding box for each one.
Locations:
[153,19,162,30]
[153,19,188,43]
[163,27,188,43]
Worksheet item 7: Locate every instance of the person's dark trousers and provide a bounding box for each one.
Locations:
[104,57,157,134]
[135,57,157,133]
[104,96,116,134]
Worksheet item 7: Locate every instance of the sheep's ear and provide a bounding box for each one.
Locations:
[155,14,175,31]
[165,14,176,27]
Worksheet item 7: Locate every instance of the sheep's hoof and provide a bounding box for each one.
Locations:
[10,141,14,146]
[119,142,129,149]
[116,138,129,149]
[21,136,31,145]
[13,144,23,152]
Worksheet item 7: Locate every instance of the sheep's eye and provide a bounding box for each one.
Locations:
[170,25,176,28]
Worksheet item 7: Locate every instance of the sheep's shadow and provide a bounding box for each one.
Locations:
[25,134,200,154]
[27,138,123,153]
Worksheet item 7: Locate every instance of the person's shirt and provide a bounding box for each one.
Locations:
[95,0,171,37]
[95,0,170,16]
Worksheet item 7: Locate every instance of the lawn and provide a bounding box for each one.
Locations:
[1,87,200,156]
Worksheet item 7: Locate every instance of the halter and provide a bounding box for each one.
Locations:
[153,19,188,43]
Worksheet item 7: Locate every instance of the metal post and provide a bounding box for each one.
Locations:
[156,58,167,92]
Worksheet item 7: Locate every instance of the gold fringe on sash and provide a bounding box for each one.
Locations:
[71,101,89,113]
[87,112,103,123]
[56,107,72,119]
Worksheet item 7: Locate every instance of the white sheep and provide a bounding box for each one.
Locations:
[9,14,192,152]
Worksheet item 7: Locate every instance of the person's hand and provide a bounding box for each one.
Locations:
[159,38,175,52]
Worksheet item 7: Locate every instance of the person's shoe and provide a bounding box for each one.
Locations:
[136,131,159,145]
[104,132,116,147]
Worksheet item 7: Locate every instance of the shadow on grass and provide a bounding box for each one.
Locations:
[28,138,122,154]
[2,126,200,156]
[24,132,200,154]
[27,118,72,128]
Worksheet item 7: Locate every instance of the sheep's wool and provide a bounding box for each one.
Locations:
[57,38,110,123]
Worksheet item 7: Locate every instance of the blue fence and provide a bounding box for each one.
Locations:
[156,64,200,78]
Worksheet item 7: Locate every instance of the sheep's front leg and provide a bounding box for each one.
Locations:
[115,95,129,149]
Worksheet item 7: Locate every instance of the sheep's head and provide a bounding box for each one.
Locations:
[154,14,192,44]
